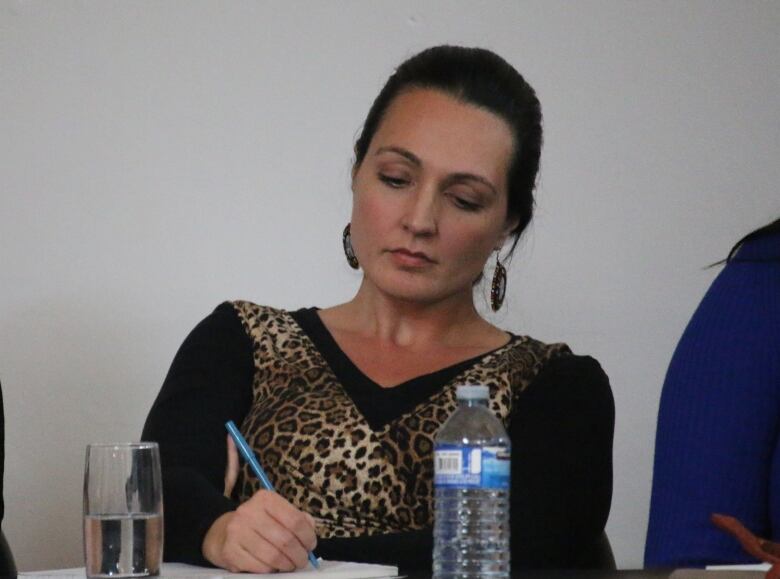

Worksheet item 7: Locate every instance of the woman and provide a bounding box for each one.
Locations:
[645,218,780,567]
[142,45,614,573]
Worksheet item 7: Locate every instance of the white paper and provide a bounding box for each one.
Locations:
[21,560,400,578]
[705,562,771,571]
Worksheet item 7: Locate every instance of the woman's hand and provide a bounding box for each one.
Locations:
[202,435,318,573]
[223,433,239,499]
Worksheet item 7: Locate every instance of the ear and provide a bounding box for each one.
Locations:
[495,215,520,250]
[351,150,362,182]
[350,163,361,196]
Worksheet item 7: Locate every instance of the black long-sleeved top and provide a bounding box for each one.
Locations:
[142,302,614,572]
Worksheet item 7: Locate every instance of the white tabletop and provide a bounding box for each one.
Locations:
[20,561,399,579]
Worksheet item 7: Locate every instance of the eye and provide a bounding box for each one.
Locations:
[378,173,410,188]
[450,195,482,212]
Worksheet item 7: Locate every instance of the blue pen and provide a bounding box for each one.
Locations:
[225,420,320,569]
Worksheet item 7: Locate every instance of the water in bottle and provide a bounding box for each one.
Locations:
[433,384,511,579]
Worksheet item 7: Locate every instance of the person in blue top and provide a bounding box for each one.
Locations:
[645,217,780,567]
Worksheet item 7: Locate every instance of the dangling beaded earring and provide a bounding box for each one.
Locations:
[342,223,359,269]
[490,251,507,312]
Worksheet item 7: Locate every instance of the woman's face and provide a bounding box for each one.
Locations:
[350,88,518,306]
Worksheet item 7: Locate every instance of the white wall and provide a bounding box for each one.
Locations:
[1,1,778,571]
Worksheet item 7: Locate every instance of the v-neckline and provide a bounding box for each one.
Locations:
[288,307,517,429]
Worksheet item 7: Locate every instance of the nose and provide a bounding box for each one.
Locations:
[401,185,438,237]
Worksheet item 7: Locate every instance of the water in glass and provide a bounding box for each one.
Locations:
[83,442,163,578]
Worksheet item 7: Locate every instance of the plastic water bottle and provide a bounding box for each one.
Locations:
[433,384,511,579]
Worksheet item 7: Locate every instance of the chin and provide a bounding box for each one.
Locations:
[372,274,454,305]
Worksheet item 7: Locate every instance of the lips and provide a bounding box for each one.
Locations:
[389,248,436,266]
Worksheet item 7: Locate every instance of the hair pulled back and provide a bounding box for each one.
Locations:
[354,45,543,254]
[727,217,780,262]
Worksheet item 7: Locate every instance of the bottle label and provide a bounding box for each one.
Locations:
[434,445,510,489]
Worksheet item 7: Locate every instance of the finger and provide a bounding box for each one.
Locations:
[223,540,275,574]
[225,505,298,573]
[240,523,299,572]
[261,495,317,566]
[260,491,318,551]
[230,499,302,571]
[243,492,314,567]
[711,513,773,562]
[257,513,311,570]
[224,433,239,498]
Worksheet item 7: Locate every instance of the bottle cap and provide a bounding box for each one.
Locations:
[455,385,490,400]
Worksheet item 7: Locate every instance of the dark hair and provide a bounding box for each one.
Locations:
[354,45,542,255]
[726,217,780,263]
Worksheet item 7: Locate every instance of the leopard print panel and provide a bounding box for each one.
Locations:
[230,301,570,539]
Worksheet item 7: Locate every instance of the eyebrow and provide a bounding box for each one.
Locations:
[375,146,421,166]
[374,145,498,196]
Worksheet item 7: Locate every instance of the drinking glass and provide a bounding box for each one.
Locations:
[83,442,163,578]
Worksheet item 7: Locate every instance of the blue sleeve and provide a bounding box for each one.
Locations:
[645,251,780,567]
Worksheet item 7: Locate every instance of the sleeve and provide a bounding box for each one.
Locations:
[644,258,780,568]
[315,529,433,574]
[508,354,615,569]
[141,302,255,565]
